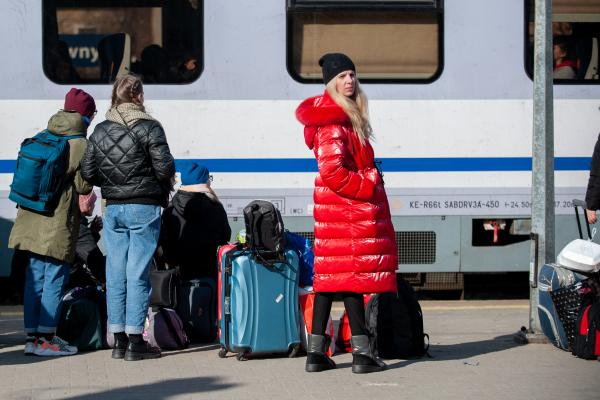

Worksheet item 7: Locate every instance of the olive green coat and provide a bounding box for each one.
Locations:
[8,111,93,263]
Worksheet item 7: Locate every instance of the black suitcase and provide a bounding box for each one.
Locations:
[176,278,217,343]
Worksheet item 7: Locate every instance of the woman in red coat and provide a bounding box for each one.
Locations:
[296,53,397,374]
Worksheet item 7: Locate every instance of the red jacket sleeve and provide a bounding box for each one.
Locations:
[316,125,377,201]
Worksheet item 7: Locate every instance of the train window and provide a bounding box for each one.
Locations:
[286,0,443,83]
[525,0,600,83]
[43,0,203,84]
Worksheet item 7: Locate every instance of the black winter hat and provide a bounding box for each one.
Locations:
[319,53,356,84]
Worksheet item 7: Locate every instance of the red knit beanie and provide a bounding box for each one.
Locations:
[64,88,96,118]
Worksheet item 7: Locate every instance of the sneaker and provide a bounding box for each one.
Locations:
[34,336,78,356]
[24,336,37,356]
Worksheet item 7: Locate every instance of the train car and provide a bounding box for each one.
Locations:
[0,0,599,292]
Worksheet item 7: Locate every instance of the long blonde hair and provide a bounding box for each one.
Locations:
[326,76,372,143]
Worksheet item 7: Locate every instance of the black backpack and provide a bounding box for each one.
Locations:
[572,299,600,360]
[366,277,429,359]
[243,200,286,261]
[57,287,107,351]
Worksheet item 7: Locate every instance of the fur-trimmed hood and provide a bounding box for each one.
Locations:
[296,91,349,150]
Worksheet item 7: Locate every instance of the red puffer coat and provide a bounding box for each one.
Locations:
[296,91,397,293]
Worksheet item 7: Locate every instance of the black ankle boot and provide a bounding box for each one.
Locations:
[351,335,386,374]
[123,335,161,361]
[305,334,336,372]
[111,332,128,359]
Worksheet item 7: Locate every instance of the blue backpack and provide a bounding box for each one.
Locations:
[9,129,84,213]
[285,231,314,287]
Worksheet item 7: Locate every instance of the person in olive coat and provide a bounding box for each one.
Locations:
[9,88,95,356]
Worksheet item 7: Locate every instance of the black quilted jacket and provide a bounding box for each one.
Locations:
[80,119,175,206]
[586,133,600,210]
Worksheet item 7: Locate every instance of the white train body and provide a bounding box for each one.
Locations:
[0,0,598,278]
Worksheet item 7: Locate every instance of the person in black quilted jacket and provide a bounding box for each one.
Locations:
[81,73,175,361]
[585,133,600,224]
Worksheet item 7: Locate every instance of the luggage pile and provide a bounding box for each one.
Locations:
[218,199,430,361]
[217,200,301,360]
[538,200,600,360]
[144,199,303,357]
[62,198,430,362]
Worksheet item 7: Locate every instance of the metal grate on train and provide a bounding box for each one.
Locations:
[398,272,464,291]
[294,232,315,246]
[293,231,436,265]
[396,231,436,264]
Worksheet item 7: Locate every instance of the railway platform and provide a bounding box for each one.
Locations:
[0,300,598,400]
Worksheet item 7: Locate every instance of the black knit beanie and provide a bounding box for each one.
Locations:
[319,53,356,84]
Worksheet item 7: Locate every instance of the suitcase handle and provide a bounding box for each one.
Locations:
[572,199,587,208]
[572,199,593,240]
[222,244,245,352]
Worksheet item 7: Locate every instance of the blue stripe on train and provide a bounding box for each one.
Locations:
[0,157,591,174]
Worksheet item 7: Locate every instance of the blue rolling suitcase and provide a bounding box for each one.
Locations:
[538,263,587,350]
[218,247,300,360]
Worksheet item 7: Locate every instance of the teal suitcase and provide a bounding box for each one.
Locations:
[218,247,300,360]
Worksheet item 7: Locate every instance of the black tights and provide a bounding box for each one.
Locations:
[311,292,367,336]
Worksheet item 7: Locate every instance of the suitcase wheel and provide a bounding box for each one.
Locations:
[288,344,301,358]
[218,347,227,358]
[236,352,249,361]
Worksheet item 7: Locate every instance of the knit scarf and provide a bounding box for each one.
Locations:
[105,103,155,127]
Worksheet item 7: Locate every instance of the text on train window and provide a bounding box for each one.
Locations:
[287,0,443,82]
[43,0,203,84]
[525,0,600,83]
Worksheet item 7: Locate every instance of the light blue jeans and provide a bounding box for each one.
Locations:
[103,204,161,334]
[23,253,70,334]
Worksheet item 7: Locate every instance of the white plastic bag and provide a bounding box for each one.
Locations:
[557,239,600,273]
